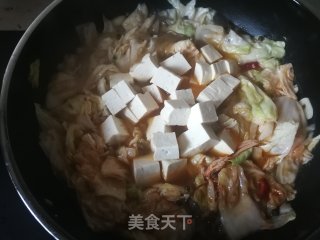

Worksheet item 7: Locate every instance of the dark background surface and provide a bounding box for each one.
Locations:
[0,31,53,240]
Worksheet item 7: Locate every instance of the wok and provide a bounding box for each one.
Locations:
[1,0,320,239]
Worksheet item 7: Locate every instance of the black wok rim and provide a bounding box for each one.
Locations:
[0,0,75,239]
[0,0,319,240]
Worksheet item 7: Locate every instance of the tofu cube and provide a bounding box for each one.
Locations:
[200,44,223,63]
[101,115,129,145]
[128,92,159,121]
[121,107,139,124]
[213,140,234,156]
[130,53,158,83]
[213,59,238,75]
[109,73,134,88]
[187,101,218,127]
[194,61,216,85]
[161,159,187,182]
[178,124,219,157]
[112,80,136,104]
[146,116,171,140]
[151,132,179,161]
[219,74,240,90]
[196,76,234,107]
[170,89,195,106]
[101,89,126,115]
[160,100,191,126]
[133,154,161,187]
[212,129,237,155]
[142,84,165,103]
[160,52,192,75]
[151,67,182,94]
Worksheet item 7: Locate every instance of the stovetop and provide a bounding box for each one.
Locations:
[0,31,53,240]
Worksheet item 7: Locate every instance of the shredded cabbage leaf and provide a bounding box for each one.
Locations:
[231,148,252,165]
[219,30,285,66]
[261,121,299,157]
[239,38,285,64]
[221,30,252,55]
[163,0,215,37]
[234,77,277,124]
[247,64,296,100]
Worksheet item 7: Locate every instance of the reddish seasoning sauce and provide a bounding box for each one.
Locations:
[240,61,261,71]
[257,178,270,200]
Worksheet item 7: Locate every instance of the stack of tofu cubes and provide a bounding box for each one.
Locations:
[100,43,240,187]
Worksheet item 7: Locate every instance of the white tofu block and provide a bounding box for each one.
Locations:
[121,107,139,124]
[101,115,129,145]
[109,73,134,88]
[128,92,158,121]
[194,61,216,85]
[151,132,179,161]
[146,116,171,140]
[220,128,237,149]
[160,52,192,75]
[200,44,223,63]
[170,89,195,106]
[219,74,240,90]
[213,140,234,156]
[213,59,238,75]
[142,84,165,103]
[133,154,161,187]
[112,80,136,104]
[129,53,158,83]
[187,101,218,127]
[160,100,191,126]
[101,89,126,115]
[161,159,187,182]
[178,124,219,157]
[150,67,182,94]
[196,77,233,107]
[299,97,313,120]
[212,129,237,155]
